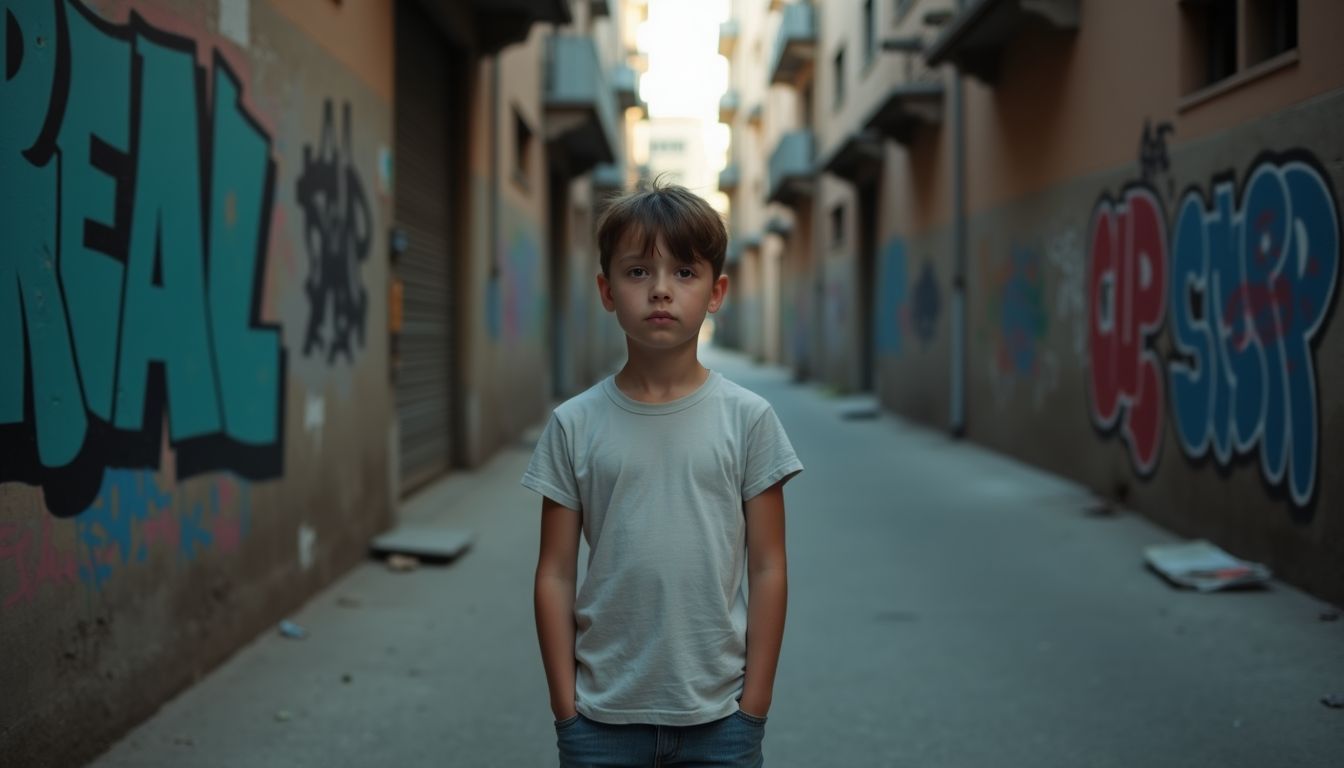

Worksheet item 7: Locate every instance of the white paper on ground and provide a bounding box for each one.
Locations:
[1143,539,1272,592]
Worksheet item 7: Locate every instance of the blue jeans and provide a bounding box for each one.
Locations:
[554,710,767,767]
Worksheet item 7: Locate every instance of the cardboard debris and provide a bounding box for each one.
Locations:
[370,525,475,565]
[1143,540,1271,592]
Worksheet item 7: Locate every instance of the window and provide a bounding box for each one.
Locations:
[895,0,916,23]
[650,139,686,154]
[864,0,876,69]
[513,108,533,190]
[1181,0,1298,96]
[1246,0,1298,65]
[1202,0,1237,87]
[831,204,846,248]
[833,48,846,108]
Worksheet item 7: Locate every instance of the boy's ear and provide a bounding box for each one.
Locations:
[596,271,616,312]
[708,274,729,314]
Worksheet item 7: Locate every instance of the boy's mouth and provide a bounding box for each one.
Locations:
[646,311,676,324]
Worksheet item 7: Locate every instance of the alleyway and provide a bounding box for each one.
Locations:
[89,348,1344,768]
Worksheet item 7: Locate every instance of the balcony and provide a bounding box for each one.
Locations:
[467,0,573,55]
[727,232,761,264]
[612,64,640,111]
[924,0,1080,85]
[765,214,792,238]
[819,129,883,186]
[545,35,618,178]
[767,130,814,206]
[718,163,741,193]
[769,3,817,86]
[719,19,740,58]
[592,162,625,193]
[863,52,944,145]
[719,89,740,124]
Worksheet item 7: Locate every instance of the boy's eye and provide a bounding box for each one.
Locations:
[627,267,648,278]
[675,268,695,279]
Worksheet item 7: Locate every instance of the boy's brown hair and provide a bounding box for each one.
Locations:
[596,180,728,279]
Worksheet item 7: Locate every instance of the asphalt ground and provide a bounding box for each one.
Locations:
[89,347,1344,767]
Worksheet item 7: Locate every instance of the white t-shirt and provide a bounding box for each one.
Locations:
[522,371,803,726]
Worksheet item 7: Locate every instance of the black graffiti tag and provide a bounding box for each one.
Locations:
[1138,118,1175,199]
[296,100,371,364]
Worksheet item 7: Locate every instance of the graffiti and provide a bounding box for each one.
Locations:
[1,471,250,607]
[825,279,848,352]
[297,100,371,364]
[911,261,939,347]
[1087,186,1168,475]
[0,515,79,610]
[875,239,907,356]
[1045,225,1086,363]
[487,213,542,343]
[991,247,1048,376]
[985,245,1057,409]
[0,1,285,516]
[1138,118,1175,199]
[1168,155,1339,509]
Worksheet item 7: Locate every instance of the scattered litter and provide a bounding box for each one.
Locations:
[370,525,475,565]
[278,620,308,639]
[1319,611,1339,622]
[342,673,353,684]
[1143,540,1271,592]
[336,595,361,609]
[172,736,195,747]
[1085,500,1117,517]
[274,709,293,722]
[386,553,420,572]
[1321,694,1344,709]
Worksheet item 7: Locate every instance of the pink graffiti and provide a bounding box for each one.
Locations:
[0,517,80,610]
[1088,187,1168,474]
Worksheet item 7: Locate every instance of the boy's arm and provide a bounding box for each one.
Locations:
[740,481,789,718]
[534,496,582,720]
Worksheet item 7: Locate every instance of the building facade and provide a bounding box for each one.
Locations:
[0,0,637,764]
[720,0,1344,605]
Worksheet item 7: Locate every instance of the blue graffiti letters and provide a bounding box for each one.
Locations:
[1168,157,1339,508]
[0,1,284,516]
[876,239,907,356]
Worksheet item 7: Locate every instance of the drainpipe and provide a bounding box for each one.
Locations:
[949,0,967,438]
[490,57,501,286]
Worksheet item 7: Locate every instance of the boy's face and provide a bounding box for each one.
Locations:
[598,230,728,353]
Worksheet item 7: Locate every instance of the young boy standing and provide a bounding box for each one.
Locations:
[524,183,803,767]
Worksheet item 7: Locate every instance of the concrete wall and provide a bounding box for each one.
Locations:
[874,0,1344,604]
[460,30,552,466]
[0,0,395,763]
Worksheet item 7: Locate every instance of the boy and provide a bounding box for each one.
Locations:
[523,182,803,767]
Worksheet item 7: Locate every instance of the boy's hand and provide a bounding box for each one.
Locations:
[552,703,578,720]
[737,695,769,718]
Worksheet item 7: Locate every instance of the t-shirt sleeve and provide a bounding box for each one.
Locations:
[521,414,583,510]
[741,405,804,501]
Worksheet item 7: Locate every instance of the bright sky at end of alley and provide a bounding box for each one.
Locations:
[638,0,732,169]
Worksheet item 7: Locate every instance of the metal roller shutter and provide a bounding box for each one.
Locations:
[394,2,455,493]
